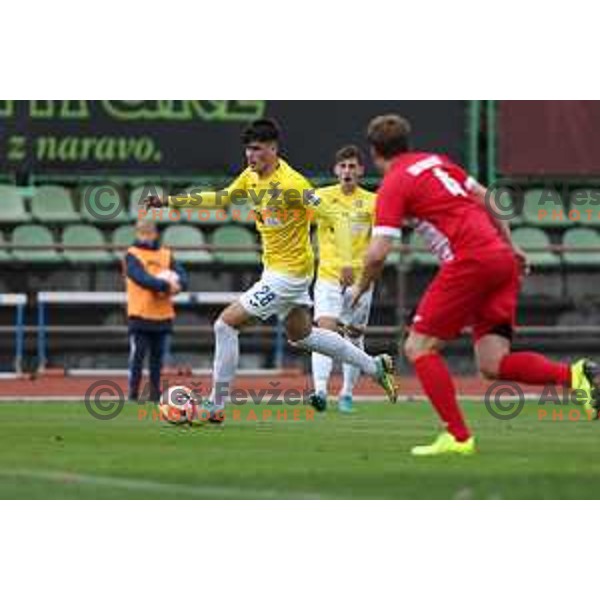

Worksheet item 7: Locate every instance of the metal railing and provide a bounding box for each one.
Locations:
[0,294,27,375]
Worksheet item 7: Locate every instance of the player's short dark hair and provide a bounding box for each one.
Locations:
[242,118,281,145]
[367,114,412,159]
[335,145,365,165]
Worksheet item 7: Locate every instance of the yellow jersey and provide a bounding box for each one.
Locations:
[168,159,351,279]
[315,184,376,284]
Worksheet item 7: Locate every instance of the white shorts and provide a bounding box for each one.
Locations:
[240,270,313,321]
[313,279,374,328]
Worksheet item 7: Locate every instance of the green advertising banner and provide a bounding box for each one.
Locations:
[0,101,465,177]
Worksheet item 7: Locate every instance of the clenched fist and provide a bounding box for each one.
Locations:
[143,195,167,210]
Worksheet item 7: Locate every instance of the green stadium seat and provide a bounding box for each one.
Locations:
[230,202,256,227]
[522,188,570,228]
[162,225,212,264]
[129,184,167,221]
[407,231,440,267]
[80,184,130,224]
[12,224,63,264]
[31,186,80,223]
[62,225,114,264]
[492,189,522,227]
[212,225,260,264]
[511,227,560,267]
[569,189,600,227]
[0,185,31,224]
[112,225,137,259]
[180,206,232,226]
[562,228,600,266]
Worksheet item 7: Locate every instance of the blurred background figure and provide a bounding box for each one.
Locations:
[125,220,188,402]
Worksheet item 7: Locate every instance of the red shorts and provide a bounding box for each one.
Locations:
[411,250,521,342]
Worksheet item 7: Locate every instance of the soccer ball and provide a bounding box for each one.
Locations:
[159,386,197,425]
[156,270,180,289]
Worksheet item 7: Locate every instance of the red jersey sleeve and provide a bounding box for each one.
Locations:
[373,170,409,239]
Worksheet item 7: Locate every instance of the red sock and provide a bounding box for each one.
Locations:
[499,352,571,386]
[414,353,471,442]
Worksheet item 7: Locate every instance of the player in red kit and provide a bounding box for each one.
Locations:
[352,114,600,456]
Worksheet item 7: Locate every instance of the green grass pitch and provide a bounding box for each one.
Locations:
[0,400,597,499]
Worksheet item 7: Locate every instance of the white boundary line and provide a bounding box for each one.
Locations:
[0,469,327,500]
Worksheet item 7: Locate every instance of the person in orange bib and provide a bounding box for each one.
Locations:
[125,221,188,402]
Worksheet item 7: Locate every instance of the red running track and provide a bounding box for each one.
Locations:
[0,371,548,400]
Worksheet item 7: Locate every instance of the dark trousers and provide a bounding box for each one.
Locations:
[128,329,170,402]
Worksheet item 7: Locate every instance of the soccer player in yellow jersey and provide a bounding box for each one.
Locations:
[311,146,377,413]
[145,119,396,420]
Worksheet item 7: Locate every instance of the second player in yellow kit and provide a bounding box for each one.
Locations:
[316,183,376,285]
[312,146,377,413]
[144,120,397,419]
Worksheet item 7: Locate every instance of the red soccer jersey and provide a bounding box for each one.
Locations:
[374,152,509,262]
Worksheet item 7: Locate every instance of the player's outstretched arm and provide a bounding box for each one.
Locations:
[143,189,234,211]
[142,172,249,212]
[351,235,393,307]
